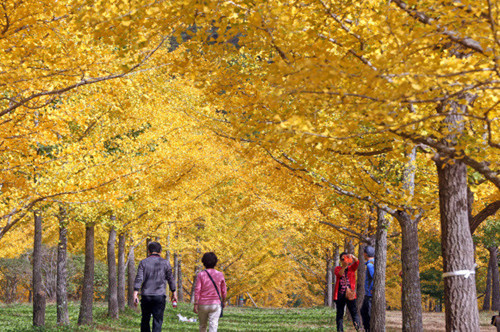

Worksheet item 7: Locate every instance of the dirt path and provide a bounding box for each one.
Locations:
[384,311,497,332]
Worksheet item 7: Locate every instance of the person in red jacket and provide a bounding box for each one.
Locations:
[334,252,361,332]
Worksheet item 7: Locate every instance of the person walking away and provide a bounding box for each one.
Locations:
[194,252,227,332]
[133,242,177,332]
[361,245,375,331]
[333,252,362,331]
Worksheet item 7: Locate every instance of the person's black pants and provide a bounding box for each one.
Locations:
[360,295,372,331]
[141,295,166,332]
[335,294,361,332]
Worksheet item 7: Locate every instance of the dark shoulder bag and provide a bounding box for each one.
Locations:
[205,270,224,317]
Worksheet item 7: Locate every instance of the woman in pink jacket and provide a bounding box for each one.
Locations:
[193,252,227,332]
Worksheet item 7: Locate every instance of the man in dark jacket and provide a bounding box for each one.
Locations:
[361,245,375,331]
[133,242,177,332]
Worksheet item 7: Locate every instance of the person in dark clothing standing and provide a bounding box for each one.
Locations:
[133,242,177,332]
[333,253,361,332]
[361,245,375,331]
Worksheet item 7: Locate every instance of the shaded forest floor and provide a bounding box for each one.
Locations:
[0,301,496,331]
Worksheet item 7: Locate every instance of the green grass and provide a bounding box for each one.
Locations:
[0,302,337,331]
[1,302,496,331]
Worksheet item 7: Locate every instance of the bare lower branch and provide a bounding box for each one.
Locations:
[470,200,500,234]
[391,0,485,54]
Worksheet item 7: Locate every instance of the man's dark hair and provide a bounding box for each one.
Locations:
[339,252,348,261]
[148,241,162,254]
[201,252,218,269]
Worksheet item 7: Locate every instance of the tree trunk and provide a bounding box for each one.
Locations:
[325,251,333,307]
[397,210,423,331]
[33,210,45,327]
[33,291,46,327]
[356,243,366,313]
[165,250,171,265]
[146,238,151,257]
[490,246,500,311]
[191,265,201,304]
[333,245,340,310]
[174,253,179,287]
[107,227,119,319]
[56,206,69,325]
[117,233,126,312]
[127,244,136,308]
[177,256,184,302]
[484,256,492,311]
[371,208,389,332]
[78,223,95,325]
[435,154,479,331]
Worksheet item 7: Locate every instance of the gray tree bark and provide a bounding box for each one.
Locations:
[107,227,119,319]
[56,206,69,325]
[117,233,126,312]
[191,265,201,304]
[325,251,333,307]
[433,97,480,331]
[396,210,423,332]
[177,256,184,302]
[397,144,424,331]
[174,253,179,287]
[484,254,493,311]
[371,208,389,332]
[333,245,340,309]
[78,223,95,325]
[127,244,136,308]
[490,246,500,311]
[165,250,171,265]
[356,243,366,313]
[33,210,45,327]
[435,153,479,331]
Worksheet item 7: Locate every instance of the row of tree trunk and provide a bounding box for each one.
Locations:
[322,210,499,332]
[31,211,186,327]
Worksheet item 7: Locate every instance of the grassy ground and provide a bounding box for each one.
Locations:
[0,302,497,331]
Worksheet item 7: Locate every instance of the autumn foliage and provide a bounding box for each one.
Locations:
[0,0,499,330]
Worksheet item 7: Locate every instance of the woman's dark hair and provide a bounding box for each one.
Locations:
[148,241,162,254]
[201,252,218,269]
[339,252,348,261]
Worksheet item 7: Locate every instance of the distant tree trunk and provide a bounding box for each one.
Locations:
[127,244,136,308]
[33,210,45,327]
[397,144,424,331]
[325,251,333,307]
[174,253,179,287]
[484,258,492,311]
[177,256,184,302]
[371,208,389,332]
[345,238,355,254]
[490,246,500,311]
[165,250,171,265]
[332,245,340,309]
[146,238,151,257]
[356,243,366,313]
[56,206,69,325]
[435,153,479,330]
[117,233,126,312]
[78,223,95,325]
[397,210,423,331]
[107,227,119,319]
[191,265,201,304]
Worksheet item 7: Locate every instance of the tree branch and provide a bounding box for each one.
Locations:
[470,200,500,234]
[391,0,485,54]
